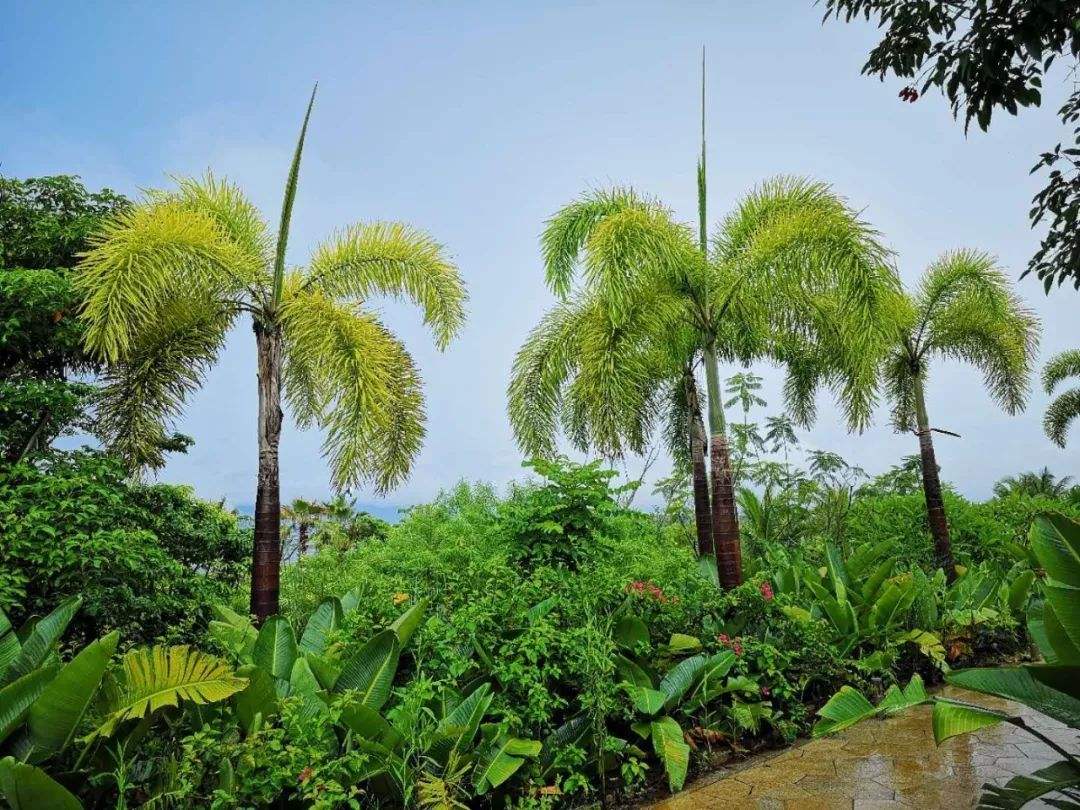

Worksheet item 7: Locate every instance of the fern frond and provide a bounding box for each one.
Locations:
[304,222,466,349]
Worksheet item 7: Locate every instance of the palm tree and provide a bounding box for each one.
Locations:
[510,174,897,590]
[993,468,1074,499]
[74,89,467,621]
[881,250,1038,580]
[1042,349,1080,447]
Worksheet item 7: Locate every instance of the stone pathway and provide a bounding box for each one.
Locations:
[648,686,1078,809]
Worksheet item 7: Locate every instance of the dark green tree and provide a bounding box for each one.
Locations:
[822,1,1080,290]
[0,176,129,461]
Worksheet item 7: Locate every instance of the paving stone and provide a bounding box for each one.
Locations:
[642,687,1072,809]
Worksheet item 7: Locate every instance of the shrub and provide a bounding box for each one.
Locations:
[0,450,248,647]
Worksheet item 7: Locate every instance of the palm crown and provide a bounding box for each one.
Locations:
[76,107,466,494]
[510,176,899,462]
[1042,349,1080,447]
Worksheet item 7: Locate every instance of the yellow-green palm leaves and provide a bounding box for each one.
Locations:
[509,176,899,460]
[884,249,1039,433]
[75,176,466,492]
[1042,350,1080,447]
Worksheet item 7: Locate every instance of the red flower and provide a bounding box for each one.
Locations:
[760,685,770,697]
[718,633,730,645]
[732,641,743,656]
[760,581,774,601]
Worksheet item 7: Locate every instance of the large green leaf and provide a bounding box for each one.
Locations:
[0,666,57,746]
[335,697,402,749]
[1026,665,1080,702]
[94,646,248,738]
[861,558,896,605]
[977,759,1080,809]
[208,620,257,661]
[1006,570,1036,613]
[252,616,298,685]
[472,730,541,793]
[659,654,706,710]
[614,653,653,688]
[1030,514,1080,587]
[5,598,80,683]
[824,542,851,603]
[624,685,666,716]
[930,699,1005,744]
[946,666,1080,728]
[234,664,278,732]
[1042,600,1080,664]
[812,685,875,736]
[333,630,400,710]
[1044,584,1080,656]
[298,598,343,656]
[431,683,493,760]
[0,756,81,810]
[614,615,649,650]
[28,631,118,758]
[0,610,19,683]
[388,598,427,647]
[650,716,690,792]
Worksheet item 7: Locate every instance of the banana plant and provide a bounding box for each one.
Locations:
[210,593,428,732]
[333,681,541,804]
[812,513,1080,809]
[0,599,245,809]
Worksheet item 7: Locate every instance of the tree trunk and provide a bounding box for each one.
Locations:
[251,322,284,622]
[703,345,742,589]
[684,369,713,557]
[298,522,310,557]
[914,375,955,582]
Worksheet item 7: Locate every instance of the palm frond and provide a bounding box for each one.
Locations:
[540,187,694,301]
[1043,349,1080,394]
[918,250,1039,414]
[272,85,318,305]
[280,286,424,494]
[882,347,918,433]
[1044,388,1080,448]
[507,298,588,457]
[94,295,232,471]
[75,193,264,362]
[304,222,466,349]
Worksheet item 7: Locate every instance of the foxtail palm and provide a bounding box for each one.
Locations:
[74,90,467,621]
[1042,349,1080,447]
[510,177,897,587]
[882,250,1038,580]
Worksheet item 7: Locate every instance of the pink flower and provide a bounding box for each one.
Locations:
[760,581,774,601]
[718,633,730,645]
[732,641,743,656]
[760,685,770,697]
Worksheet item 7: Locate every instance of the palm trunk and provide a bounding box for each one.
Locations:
[684,369,713,557]
[251,322,284,622]
[703,344,742,589]
[914,374,955,582]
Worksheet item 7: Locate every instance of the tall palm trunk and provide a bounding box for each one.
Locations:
[914,374,955,582]
[684,368,713,557]
[703,344,742,588]
[251,321,284,622]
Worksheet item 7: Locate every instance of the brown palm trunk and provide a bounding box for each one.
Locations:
[703,345,742,589]
[709,434,742,588]
[914,375,955,582]
[685,371,713,557]
[251,322,284,622]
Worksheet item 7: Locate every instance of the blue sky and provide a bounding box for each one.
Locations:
[4,2,1078,517]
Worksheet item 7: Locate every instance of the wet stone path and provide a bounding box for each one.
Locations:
[648,687,1078,809]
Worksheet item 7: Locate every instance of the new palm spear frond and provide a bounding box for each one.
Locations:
[881,250,1038,581]
[74,88,468,621]
[509,175,901,588]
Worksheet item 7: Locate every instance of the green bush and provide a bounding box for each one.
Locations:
[0,450,249,647]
